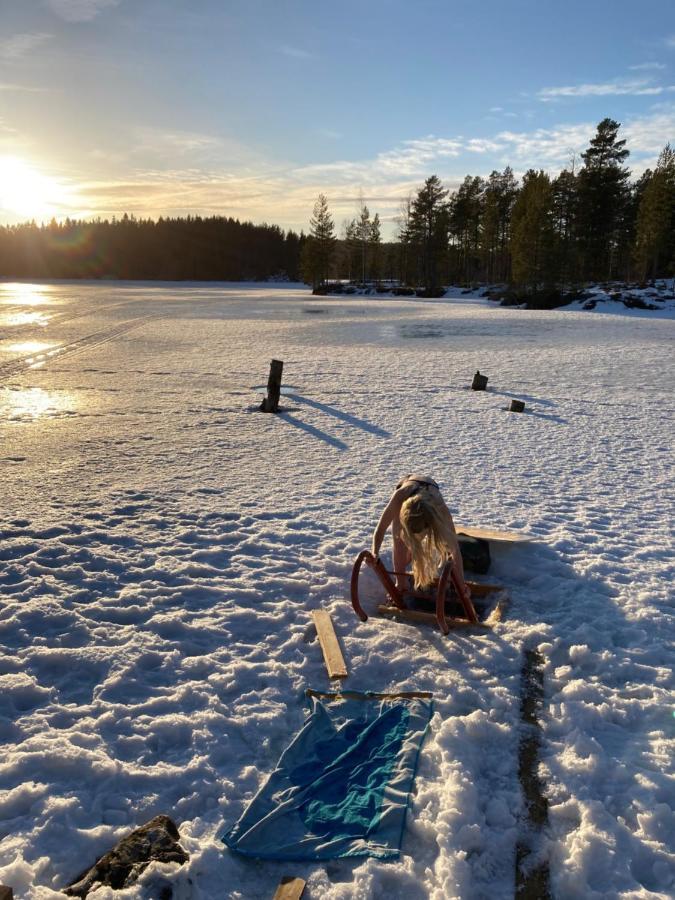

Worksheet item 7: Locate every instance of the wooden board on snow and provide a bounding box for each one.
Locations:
[312,610,348,679]
[455,525,536,543]
[273,876,306,900]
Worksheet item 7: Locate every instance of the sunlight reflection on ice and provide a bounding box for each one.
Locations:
[1,310,51,326]
[8,341,55,354]
[0,283,56,306]
[1,386,77,420]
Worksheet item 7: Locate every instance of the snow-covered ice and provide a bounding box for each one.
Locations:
[0,281,673,899]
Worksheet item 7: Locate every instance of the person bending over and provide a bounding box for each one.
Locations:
[371,474,470,600]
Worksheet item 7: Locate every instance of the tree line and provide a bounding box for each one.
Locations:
[1,119,672,293]
[302,119,675,297]
[0,214,305,281]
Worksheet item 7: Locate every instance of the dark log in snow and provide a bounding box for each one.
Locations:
[260,359,284,413]
[471,370,488,391]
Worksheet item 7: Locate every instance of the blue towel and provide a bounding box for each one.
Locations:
[222,691,433,861]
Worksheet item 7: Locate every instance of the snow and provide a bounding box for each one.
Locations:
[0,280,673,899]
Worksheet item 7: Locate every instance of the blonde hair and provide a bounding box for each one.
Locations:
[399,487,455,589]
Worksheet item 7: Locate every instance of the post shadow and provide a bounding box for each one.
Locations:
[278,412,349,451]
[284,393,391,438]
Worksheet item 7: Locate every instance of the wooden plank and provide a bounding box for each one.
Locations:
[378,606,490,630]
[273,876,306,900]
[466,580,504,597]
[0,886,14,900]
[312,610,348,679]
[455,525,535,543]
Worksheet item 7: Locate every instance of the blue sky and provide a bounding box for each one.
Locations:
[0,0,674,235]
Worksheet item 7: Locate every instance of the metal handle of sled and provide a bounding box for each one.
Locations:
[350,550,479,635]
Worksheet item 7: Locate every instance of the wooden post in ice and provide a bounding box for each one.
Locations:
[0,886,14,900]
[510,399,525,413]
[471,370,488,391]
[260,359,283,413]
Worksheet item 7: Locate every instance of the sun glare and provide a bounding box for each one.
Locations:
[0,283,55,305]
[1,386,76,420]
[0,157,73,221]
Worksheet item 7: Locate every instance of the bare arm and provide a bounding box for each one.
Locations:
[371,487,408,557]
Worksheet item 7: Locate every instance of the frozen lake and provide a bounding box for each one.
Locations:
[1,282,673,898]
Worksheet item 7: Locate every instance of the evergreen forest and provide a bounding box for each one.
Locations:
[1,120,673,298]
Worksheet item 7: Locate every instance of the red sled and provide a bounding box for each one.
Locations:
[350,550,506,635]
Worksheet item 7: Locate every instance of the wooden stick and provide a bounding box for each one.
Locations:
[312,610,348,679]
[273,876,306,900]
[377,605,490,630]
[307,688,433,701]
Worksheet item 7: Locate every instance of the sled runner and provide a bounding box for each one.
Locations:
[350,550,507,635]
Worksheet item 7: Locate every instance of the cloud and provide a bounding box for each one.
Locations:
[71,168,426,233]
[494,124,595,165]
[0,33,52,61]
[622,106,675,157]
[317,128,343,140]
[278,45,313,60]
[0,83,48,92]
[538,78,666,100]
[10,108,675,235]
[629,62,667,71]
[45,0,121,23]
[666,35,675,48]
[465,138,503,153]
[132,128,225,156]
[126,127,273,176]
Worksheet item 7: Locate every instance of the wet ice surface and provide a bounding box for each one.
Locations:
[0,281,673,899]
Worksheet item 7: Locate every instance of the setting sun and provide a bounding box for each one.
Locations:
[0,157,72,221]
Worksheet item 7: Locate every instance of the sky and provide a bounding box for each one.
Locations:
[0,0,674,237]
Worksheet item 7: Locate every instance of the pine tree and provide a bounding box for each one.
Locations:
[481,176,500,283]
[394,194,414,284]
[408,175,449,290]
[356,201,371,282]
[300,194,336,287]
[340,219,359,281]
[576,118,631,281]
[448,176,483,284]
[510,170,555,293]
[479,167,518,283]
[369,212,382,282]
[550,168,579,290]
[634,144,675,281]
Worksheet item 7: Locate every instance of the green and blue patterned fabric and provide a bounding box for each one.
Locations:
[222,691,433,860]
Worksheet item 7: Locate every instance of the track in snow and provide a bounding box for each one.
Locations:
[0,316,155,380]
